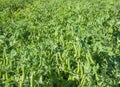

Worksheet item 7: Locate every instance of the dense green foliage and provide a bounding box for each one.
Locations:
[0,0,120,87]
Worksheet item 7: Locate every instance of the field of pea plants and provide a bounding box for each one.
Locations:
[0,0,120,87]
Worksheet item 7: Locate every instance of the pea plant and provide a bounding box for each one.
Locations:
[0,0,120,87]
